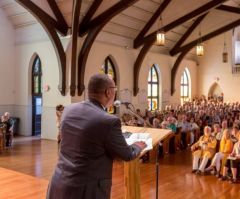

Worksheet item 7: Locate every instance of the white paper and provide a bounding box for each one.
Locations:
[125,133,153,151]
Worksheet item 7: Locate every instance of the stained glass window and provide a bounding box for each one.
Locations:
[100,56,117,114]
[180,69,190,103]
[32,56,42,95]
[148,65,159,111]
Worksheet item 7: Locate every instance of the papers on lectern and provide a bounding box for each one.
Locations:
[123,132,153,152]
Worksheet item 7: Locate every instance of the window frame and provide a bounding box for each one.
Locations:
[148,65,159,111]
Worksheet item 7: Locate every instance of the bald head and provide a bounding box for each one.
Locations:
[88,74,113,96]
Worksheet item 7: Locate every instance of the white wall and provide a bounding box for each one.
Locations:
[13,26,198,140]
[0,9,15,106]
[82,41,198,113]
[15,39,71,138]
[198,31,240,102]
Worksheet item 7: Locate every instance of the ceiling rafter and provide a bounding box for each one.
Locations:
[70,0,82,96]
[134,0,227,48]
[47,0,68,35]
[172,18,240,56]
[171,49,190,95]
[77,0,140,96]
[78,0,139,37]
[134,0,172,45]
[16,0,66,95]
[133,40,154,96]
[169,13,207,56]
[79,0,103,37]
[216,4,240,14]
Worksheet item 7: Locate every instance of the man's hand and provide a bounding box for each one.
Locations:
[134,141,147,150]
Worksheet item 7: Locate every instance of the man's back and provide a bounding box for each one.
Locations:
[47,100,142,199]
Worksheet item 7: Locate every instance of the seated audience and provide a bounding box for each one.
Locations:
[205,129,233,177]
[1,112,13,147]
[220,133,240,183]
[191,126,217,175]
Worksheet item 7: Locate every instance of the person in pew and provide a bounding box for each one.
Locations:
[191,126,217,175]
[1,112,13,148]
[216,120,228,140]
[47,74,146,199]
[56,104,64,145]
[189,117,199,145]
[220,133,240,183]
[212,123,221,139]
[205,129,233,178]
[230,124,239,144]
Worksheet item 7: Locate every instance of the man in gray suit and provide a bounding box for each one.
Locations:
[47,74,146,199]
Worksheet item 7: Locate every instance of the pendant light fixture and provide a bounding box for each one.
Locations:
[196,29,204,56]
[156,0,165,46]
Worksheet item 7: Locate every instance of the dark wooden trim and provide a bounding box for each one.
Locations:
[47,0,68,35]
[133,39,155,96]
[134,0,172,45]
[70,0,82,96]
[77,0,140,96]
[16,0,66,95]
[78,26,104,96]
[172,18,240,55]
[171,49,190,95]
[216,5,240,14]
[169,13,207,56]
[79,0,139,36]
[134,0,227,48]
[79,0,103,37]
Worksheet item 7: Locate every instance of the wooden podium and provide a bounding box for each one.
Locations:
[122,126,171,199]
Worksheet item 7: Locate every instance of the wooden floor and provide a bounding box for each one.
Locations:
[0,137,240,199]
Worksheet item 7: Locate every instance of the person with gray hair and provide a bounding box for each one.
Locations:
[47,74,146,199]
[191,126,217,175]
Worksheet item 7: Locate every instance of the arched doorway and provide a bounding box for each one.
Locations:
[32,55,42,136]
[208,82,223,102]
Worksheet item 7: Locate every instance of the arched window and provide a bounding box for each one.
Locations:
[32,56,42,95]
[180,68,190,104]
[100,56,117,113]
[148,65,159,111]
[32,55,42,136]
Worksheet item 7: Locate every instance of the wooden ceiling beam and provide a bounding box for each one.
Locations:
[133,39,155,96]
[216,5,240,14]
[70,0,82,96]
[134,0,227,48]
[79,0,103,37]
[172,18,240,56]
[47,0,68,35]
[77,0,140,96]
[171,49,190,95]
[134,0,172,45]
[79,0,139,37]
[16,0,66,95]
[169,13,207,56]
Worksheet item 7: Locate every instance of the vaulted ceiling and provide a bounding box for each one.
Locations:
[1,0,240,96]
[1,0,240,56]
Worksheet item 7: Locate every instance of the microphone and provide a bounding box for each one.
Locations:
[113,100,131,108]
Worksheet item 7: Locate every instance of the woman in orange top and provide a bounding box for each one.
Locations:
[205,129,233,177]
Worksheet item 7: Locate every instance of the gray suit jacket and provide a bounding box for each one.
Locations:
[47,100,142,199]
